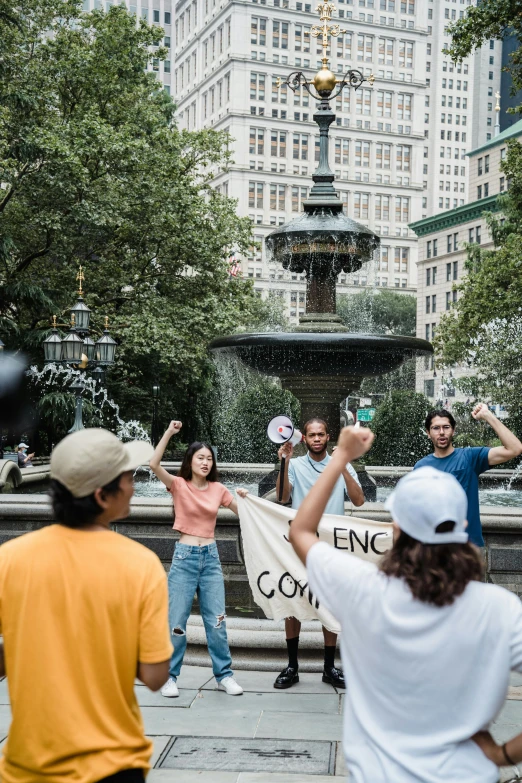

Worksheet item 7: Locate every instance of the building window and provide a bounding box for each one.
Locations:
[425,295,430,314]
[250,72,266,100]
[292,133,309,160]
[251,17,267,45]
[248,181,264,208]
[432,294,436,313]
[425,379,435,397]
[427,240,431,259]
[446,291,451,311]
[270,184,286,210]
[271,130,286,157]
[432,266,437,284]
[432,238,438,257]
[453,260,458,280]
[272,21,289,49]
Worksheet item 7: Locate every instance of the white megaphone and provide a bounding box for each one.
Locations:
[267,415,303,447]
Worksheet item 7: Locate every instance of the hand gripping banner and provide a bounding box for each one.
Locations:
[236,494,393,633]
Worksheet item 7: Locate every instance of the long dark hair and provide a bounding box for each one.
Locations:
[379,530,483,607]
[178,442,218,482]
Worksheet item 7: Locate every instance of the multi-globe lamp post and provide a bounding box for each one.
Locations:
[42,267,117,432]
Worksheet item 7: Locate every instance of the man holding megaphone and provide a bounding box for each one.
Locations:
[273,416,364,690]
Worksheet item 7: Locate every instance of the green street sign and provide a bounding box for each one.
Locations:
[357,408,376,422]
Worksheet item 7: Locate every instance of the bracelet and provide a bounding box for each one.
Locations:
[503,742,516,767]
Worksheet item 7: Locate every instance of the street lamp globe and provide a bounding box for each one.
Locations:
[70,297,91,333]
[95,319,117,365]
[82,336,96,362]
[62,328,84,364]
[43,329,63,363]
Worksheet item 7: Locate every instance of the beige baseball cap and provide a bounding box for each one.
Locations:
[50,428,154,498]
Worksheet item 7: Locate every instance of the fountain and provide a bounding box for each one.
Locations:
[210,2,432,438]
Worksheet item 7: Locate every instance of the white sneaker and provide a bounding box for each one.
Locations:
[161,677,179,698]
[217,676,243,695]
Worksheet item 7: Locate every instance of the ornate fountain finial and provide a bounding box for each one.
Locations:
[51,315,57,328]
[276,1,374,101]
[104,316,109,329]
[312,2,345,69]
[76,265,85,296]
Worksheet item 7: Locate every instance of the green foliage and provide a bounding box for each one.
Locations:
[210,378,300,463]
[337,290,416,336]
[366,391,432,466]
[0,0,276,442]
[435,141,522,421]
[446,2,522,115]
[195,358,300,462]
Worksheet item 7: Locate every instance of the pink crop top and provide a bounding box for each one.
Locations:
[167,476,234,538]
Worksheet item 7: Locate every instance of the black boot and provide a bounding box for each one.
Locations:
[322,665,345,689]
[274,665,299,689]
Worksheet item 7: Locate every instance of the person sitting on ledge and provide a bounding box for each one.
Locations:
[16,442,34,468]
[274,417,364,691]
[289,424,522,783]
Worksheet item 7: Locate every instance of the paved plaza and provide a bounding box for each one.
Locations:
[1,666,522,781]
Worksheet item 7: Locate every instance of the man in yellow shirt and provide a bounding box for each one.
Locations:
[0,429,173,783]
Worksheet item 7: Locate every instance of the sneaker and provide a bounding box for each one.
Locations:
[217,676,244,695]
[161,677,179,698]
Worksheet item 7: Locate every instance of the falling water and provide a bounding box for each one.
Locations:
[28,363,149,442]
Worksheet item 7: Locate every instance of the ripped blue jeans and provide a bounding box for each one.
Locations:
[167,542,233,682]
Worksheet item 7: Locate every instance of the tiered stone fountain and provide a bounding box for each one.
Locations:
[210,4,432,438]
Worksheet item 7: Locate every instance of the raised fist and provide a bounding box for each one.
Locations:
[167,420,182,435]
[337,425,374,461]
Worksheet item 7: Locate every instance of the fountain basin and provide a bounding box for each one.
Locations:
[210,332,432,437]
[266,209,380,274]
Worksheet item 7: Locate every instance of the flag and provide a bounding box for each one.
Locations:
[228,253,241,278]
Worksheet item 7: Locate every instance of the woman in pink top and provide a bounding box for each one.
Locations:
[150,420,247,699]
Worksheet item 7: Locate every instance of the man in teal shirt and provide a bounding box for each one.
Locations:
[275,417,364,690]
[414,403,522,547]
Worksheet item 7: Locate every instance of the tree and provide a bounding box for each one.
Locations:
[0,0,269,441]
[434,141,522,433]
[365,391,432,467]
[446,2,522,115]
[337,290,416,336]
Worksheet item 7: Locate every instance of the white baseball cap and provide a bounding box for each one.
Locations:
[50,428,153,498]
[384,466,469,545]
[18,443,29,449]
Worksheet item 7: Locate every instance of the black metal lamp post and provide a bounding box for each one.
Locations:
[42,267,117,433]
[151,384,160,447]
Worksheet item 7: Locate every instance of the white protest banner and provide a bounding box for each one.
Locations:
[236,494,393,633]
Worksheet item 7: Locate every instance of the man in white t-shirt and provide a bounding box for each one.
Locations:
[288,425,522,783]
[274,417,364,690]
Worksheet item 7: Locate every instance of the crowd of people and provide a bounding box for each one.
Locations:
[0,403,522,782]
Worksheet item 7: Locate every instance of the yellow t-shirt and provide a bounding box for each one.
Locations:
[0,524,173,783]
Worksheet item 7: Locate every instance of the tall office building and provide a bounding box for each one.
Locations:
[423,1,503,219]
[96,0,501,323]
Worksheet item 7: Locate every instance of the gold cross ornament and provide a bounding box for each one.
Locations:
[311,2,346,67]
[76,266,85,296]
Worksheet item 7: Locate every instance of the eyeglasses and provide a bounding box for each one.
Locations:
[430,425,452,433]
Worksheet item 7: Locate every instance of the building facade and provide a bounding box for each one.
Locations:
[411,117,522,405]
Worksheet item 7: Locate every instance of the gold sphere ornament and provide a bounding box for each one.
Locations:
[313,67,337,94]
